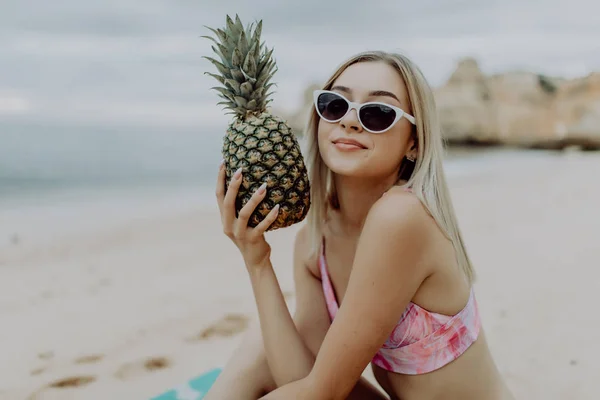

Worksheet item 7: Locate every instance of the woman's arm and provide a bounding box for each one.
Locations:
[216,165,327,387]
[248,225,331,387]
[262,192,435,400]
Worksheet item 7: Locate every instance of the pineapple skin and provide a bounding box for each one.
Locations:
[222,112,310,231]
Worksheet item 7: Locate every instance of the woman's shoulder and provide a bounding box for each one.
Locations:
[363,186,442,264]
[369,186,462,284]
[369,185,432,233]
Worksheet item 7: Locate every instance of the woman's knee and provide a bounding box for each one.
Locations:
[205,325,276,398]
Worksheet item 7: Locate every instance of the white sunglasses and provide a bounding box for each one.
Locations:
[313,89,416,133]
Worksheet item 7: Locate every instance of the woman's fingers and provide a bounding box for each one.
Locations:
[252,204,280,237]
[222,167,243,235]
[219,166,278,242]
[235,182,268,238]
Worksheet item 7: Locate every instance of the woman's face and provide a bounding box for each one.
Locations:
[317,61,415,180]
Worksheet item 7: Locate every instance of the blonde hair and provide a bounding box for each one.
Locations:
[302,50,476,283]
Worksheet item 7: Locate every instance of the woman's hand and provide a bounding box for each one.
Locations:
[216,163,280,268]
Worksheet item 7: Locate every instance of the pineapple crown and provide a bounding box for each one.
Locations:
[202,14,278,119]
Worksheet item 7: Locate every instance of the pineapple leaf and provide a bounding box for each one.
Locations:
[252,39,261,61]
[202,56,229,76]
[240,82,253,97]
[224,79,241,94]
[212,87,235,99]
[226,15,236,35]
[210,45,228,65]
[247,41,257,63]
[257,48,275,73]
[260,62,276,79]
[223,34,235,51]
[234,14,245,35]
[204,72,225,85]
[242,49,257,78]
[218,96,235,106]
[240,67,257,83]
[230,68,245,82]
[204,15,277,116]
[264,82,277,92]
[247,99,258,110]
[200,35,220,46]
[203,26,227,43]
[216,43,231,65]
[245,21,253,37]
[255,66,275,87]
[234,96,248,108]
[232,48,242,67]
[237,29,249,57]
[250,87,264,101]
[252,20,263,44]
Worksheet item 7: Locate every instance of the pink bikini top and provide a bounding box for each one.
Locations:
[318,238,481,375]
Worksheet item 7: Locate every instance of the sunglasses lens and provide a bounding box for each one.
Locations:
[317,92,349,121]
[359,104,397,132]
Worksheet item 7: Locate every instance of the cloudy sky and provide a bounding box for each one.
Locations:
[1,0,599,130]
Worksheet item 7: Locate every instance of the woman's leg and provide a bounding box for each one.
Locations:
[347,377,390,400]
[204,322,276,400]
[204,321,389,399]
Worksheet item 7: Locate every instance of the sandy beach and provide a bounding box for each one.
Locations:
[1,149,598,400]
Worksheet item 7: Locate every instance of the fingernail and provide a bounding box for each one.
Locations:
[257,182,267,194]
[219,160,225,169]
[234,167,242,178]
[274,204,280,213]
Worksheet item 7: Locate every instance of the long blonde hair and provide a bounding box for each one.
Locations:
[302,50,476,283]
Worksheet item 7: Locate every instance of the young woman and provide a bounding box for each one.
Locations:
[206,51,515,400]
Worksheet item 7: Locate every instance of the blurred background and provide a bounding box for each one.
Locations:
[1,0,598,399]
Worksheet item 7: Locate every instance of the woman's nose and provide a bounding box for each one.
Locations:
[340,108,362,132]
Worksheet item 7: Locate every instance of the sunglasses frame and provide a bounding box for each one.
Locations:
[313,89,416,133]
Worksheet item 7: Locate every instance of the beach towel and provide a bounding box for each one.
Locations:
[150,368,221,400]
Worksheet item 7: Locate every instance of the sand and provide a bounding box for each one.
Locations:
[0,149,598,400]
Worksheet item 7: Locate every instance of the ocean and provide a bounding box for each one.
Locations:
[0,120,225,203]
[0,118,551,211]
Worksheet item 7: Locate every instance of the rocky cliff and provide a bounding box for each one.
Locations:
[436,58,599,149]
[280,58,600,150]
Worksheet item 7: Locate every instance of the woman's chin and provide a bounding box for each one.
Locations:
[323,150,394,179]
[325,157,397,180]
[326,161,370,178]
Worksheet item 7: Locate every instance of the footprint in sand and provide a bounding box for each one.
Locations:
[187,313,249,342]
[74,354,105,365]
[30,367,46,376]
[114,356,171,381]
[27,375,97,400]
[37,351,54,360]
[48,376,96,388]
[29,353,103,377]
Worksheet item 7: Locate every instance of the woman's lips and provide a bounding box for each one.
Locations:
[332,138,367,150]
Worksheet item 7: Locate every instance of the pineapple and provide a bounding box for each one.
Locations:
[203,14,310,231]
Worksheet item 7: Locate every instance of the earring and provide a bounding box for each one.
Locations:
[406,154,416,162]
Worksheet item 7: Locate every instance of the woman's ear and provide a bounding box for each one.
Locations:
[406,136,418,162]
